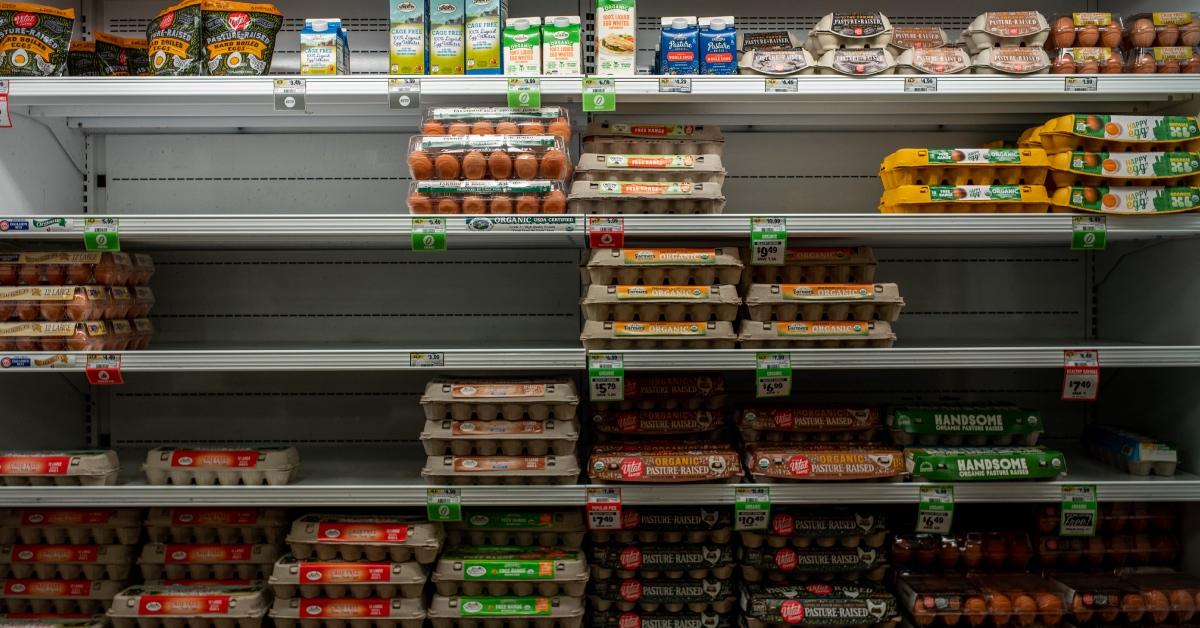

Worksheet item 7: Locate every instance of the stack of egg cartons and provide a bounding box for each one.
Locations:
[0,451,120,487]
[0,508,139,619]
[805,12,901,78]
[878,147,1051,214]
[269,514,442,628]
[962,11,1053,75]
[419,377,581,486]
[739,405,905,484]
[570,122,726,215]
[428,509,586,627]
[138,508,285,587]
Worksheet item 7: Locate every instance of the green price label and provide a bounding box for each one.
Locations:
[755,352,791,398]
[750,216,787,266]
[916,486,954,534]
[589,353,624,401]
[412,217,446,251]
[1072,216,1107,250]
[1060,485,1098,536]
[459,597,551,617]
[507,78,541,108]
[83,218,120,252]
[426,488,462,522]
[463,560,553,580]
[582,77,616,112]
[734,486,770,531]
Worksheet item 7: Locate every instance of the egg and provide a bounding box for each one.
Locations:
[1035,507,1059,534]
[891,537,913,565]
[939,542,960,568]
[1053,16,1076,48]
[1070,596,1092,623]
[1183,23,1200,46]
[1085,115,1105,132]
[1169,589,1196,621]
[44,266,65,284]
[1053,55,1075,74]
[1036,592,1064,625]
[1109,535,1131,564]
[1060,539,1082,567]
[983,538,1007,568]
[1162,60,1181,73]
[912,601,937,626]
[1074,24,1098,46]
[434,154,461,179]
[1103,52,1124,73]
[496,121,519,135]
[1134,52,1157,73]
[1084,536,1106,565]
[540,149,567,179]
[1008,539,1031,568]
[514,153,539,179]
[408,151,434,180]
[15,337,38,351]
[1160,24,1180,46]
[461,151,487,180]
[1150,503,1175,531]
[519,122,545,135]
[1145,590,1170,623]
[462,196,487,214]
[487,150,513,179]
[1187,52,1200,73]
[1133,533,1156,564]
[964,597,987,626]
[65,292,92,321]
[515,195,539,214]
[1013,594,1038,626]
[939,599,961,626]
[490,196,513,213]
[1132,19,1156,47]
[1079,60,1099,74]
[18,265,39,286]
[448,122,471,136]
[15,302,39,321]
[1100,25,1122,48]
[421,121,446,135]
[961,540,983,568]
[1083,187,1101,204]
[542,190,566,213]
[1106,503,1130,529]
[549,118,571,142]
[471,121,495,135]
[990,593,1013,625]
[0,265,15,285]
[915,543,937,568]
[1038,538,1059,566]
[1123,593,1146,623]
[408,193,431,214]
[436,198,461,214]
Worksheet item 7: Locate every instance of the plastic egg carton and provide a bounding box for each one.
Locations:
[890,530,1032,571]
[1120,572,1200,623]
[589,543,734,580]
[427,594,583,628]
[742,583,898,628]
[971,47,1052,74]
[1125,12,1200,48]
[270,597,423,628]
[407,180,567,215]
[286,515,443,565]
[1051,47,1125,74]
[905,447,1067,481]
[581,284,741,322]
[421,106,571,142]
[588,443,741,484]
[1033,502,1175,536]
[129,319,154,350]
[129,286,156,318]
[739,507,888,550]
[1049,151,1200,186]
[744,283,903,323]
[0,509,141,545]
[1051,185,1200,214]
[419,419,579,456]
[1036,533,1179,569]
[101,286,131,320]
[574,153,726,185]
[0,544,135,580]
[1049,13,1124,48]
[1036,114,1200,153]
[430,547,587,597]
[897,575,998,628]
[1127,46,1200,73]
[814,49,897,76]
[591,409,725,438]
[581,320,738,350]
[737,406,882,443]
[745,444,905,482]
[421,455,580,486]
[589,507,732,545]
[444,510,585,548]
[0,451,119,487]
[1,579,123,614]
[137,544,279,581]
[880,184,1050,213]
[805,12,893,55]
[895,47,971,75]
[738,320,897,349]
[745,247,876,285]
[567,181,725,215]
[407,135,570,181]
[961,11,1050,53]
[420,378,579,422]
[142,447,300,487]
[145,508,288,545]
[0,253,140,287]
[0,287,108,323]
[740,545,887,583]
[106,583,268,628]
[582,122,724,156]
[879,148,1050,189]
[589,578,735,613]
[0,321,115,353]
[268,556,425,600]
[888,405,1043,447]
[1049,572,1159,625]
[1083,425,1177,476]
[585,248,744,287]
[590,374,727,412]
[887,26,948,56]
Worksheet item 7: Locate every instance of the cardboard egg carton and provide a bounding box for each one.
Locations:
[590,409,726,439]
[1051,185,1200,215]
[745,444,906,482]
[887,26,949,56]
[142,447,300,487]
[268,555,425,600]
[421,455,580,486]
[445,510,585,548]
[971,47,1052,74]
[589,578,735,613]
[581,284,741,322]
[0,451,119,487]
[137,544,279,581]
[419,419,579,457]
[0,544,135,580]
[1,580,123,614]
[1037,114,1200,153]
[566,181,726,215]
[581,321,738,350]
[420,378,579,422]
[740,545,888,582]
[879,184,1051,214]
[585,248,743,287]
[270,597,424,628]
[430,547,587,597]
[0,509,141,545]
[144,508,288,545]
[286,515,443,565]
[588,507,732,545]
[106,583,268,628]
[738,507,888,550]
[0,617,107,628]
[744,284,904,323]
[879,148,1050,189]
[589,543,735,580]
[888,405,1043,447]
[738,406,883,443]
[592,609,730,628]
[805,12,893,54]
[745,247,877,285]
[574,153,726,185]
[738,320,897,349]
[1048,151,1200,187]
[588,443,742,484]
[582,122,724,156]
[962,11,1051,53]
[895,46,971,75]
[1083,425,1178,476]
[814,49,897,76]
[427,595,583,628]
[743,583,898,628]
[590,374,727,413]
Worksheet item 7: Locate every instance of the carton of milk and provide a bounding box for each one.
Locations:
[542,15,581,75]
[301,18,349,75]
[596,0,636,75]
[503,17,541,75]
[699,16,736,74]
[659,16,698,74]
[389,0,425,74]
[465,0,501,74]
[428,0,465,75]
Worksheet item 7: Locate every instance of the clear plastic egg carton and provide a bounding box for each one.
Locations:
[407,181,567,215]
[879,148,1050,189]
[268,556,425,600]
[804,12,893,55]
[0,321,114,352]
[1,580,123,614]
[590,409,726,439]
[0,253,142,287]
[590,374,727,413]
[888,405,1043,447]
[430,547,587,597]
[285,515,443,565]
[582,122,724,156]
[879,185,1050,214]
[589,543,735,580]
[0,287,109,323]
[128,287,156,319]
[745,444,906,482]
[1048,151,1200,186]
[585,248,744,287]
[961,11,1050,53]
[581,285,741,322]
[427,594,583,628]
[421,455,580,486]
[738,320,896,349]
[137,544,279,581]
[887,26,948,56]
[574,154,726,185]
[739,507,888,550]
[1083,425,1178,476]
[744,284,903,323]
[142,447,300,487]
[592,609,732,628]
[589,578,735,614]
[1125,12,1200,48]
[1052,185,1200,215]
[1127,46,1200,73]
[269,597,424,628]
[971,47,1052,74]
[740,546,888,583]
[589,507,732,545]
[445,510,585,548]
[0,545,135,580]
[1049,12,1124,49]
[420,419,579,456]
[567,181,725,215]
[742,583,898,628]
[745,248,877,287]
[1051,47,1125,74]
[0,451,119,487]
[1037,114,1200,153]
[814,49,897,77]
[738,406,882,443]
[106,583,268,628]
[895,47,972,75]
[145,509,288,545]
[891,529,1033,572]
[420,106,572,142]
[420,378,579,423]
[407,135,570,182]
[588,443,742,484]
[0,510,139,547]
[581,321,738,350]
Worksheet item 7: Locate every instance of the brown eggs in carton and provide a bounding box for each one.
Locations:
[142,448,299,487]
[427,595,584,628]
[589,578,736,613]
[581,320,738,350]
[285,515,443,565]
[581,284,741,322]
[407,135,570,182]
[421,455,580,486]
[419,419,579,456]
[0,451,119,487]
[430,547,587,597]
[0,287,108,323]
[0,253,142,288]
[0,509,141,546]
[420,378,579,422]
[107,583,269,628]
[745,284,904,323]
[586,248,743,287]
[268,556,426,600]
[582,122,724,156]
[574,153,726,185]
[0,321,114,353]
[137,544,279,581]
[567,181,725,215]
[421,106,572,142]
[738,320,896,349]
[408,180,567,215]
[145,508,288,545]
[445,510,585,548]
[589,543,735,580]
[0,544,135,580]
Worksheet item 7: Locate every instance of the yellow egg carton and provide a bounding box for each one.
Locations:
[1018,126,1043,149]
[1051,185,1200,214]
[880,184,1050,213]
[879,148,1049,189]
[1036,114,1200,153]
[1048,151,1200,187]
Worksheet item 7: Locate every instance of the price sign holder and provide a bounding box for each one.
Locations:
[658,78,692,93]
[588,353,624,401]
[83,218,120,252]
[764,78,797,93]
[388,78,421,109]
[582,77,616,112]
[755,352,791,398]
[273,78,306,112]
[85,354,123,385]
[1072,216,1107,250]
[586,487,622,530]
[1060,485,1098,536]
[411,217,446,251]
[1062,349,1099,401]
[426,488,462,522]
[1065,77,1098,92]
[507,78,541,108]
[904,77,937,93]
[408,352,445,368]
[587,216,624,248]
[750,216,787,266]
[734,486,770,531]
[916,486,954,534]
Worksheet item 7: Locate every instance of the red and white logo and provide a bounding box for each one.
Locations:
[13,13,37,28]
[619,458,644,480]
[805,583,832,595]
[780,600,806,624]
[226,12,250,31]
[771,513,795,536]
[616,413,638,432]
[619,579,643,602]
[787,455,812,477]
[618,612,642,628]
[620,509,640,529]
[774,548,798,572]
[618,547,642,569]
[159,12,175,29]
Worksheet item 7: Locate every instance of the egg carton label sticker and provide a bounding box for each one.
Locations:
[782,284,875,301]
[830,13,886,37]
[596,181,694,196]
[613,322,707,337]
[927,148,1022,164]
[616,286,710,300]
[169,450,258,468]
[775,322,868,337]
[170,508,261,526]
[607,124,704,139]
[743,407,875,431]
[622,249,717,265]
[892,26,946,48]
[930,185,1022,201]
[451,420,545,435]
[1067,186,1200,213]
[11,545,100,563]
[462,560,554,580]
[1072,12,1113,26]
[164,544,253,563]
[0,455,72,475]
[983,12,1044,36]
[892,408,1041,435]
[459,597,551,616]
[462,216,579,233]
[451,383,545,398]
[22,509,116,525]
[1072,115,1200,141]
[299,600,390,618]
[604,155,695,169]
[316,523,409,543]
[1151,12,1193,26]
[299,564,391,582]
[5,580,93,597]
[429,107,561,121]
[419,135,557,150]
[463,512,560,529]
[452,456,547,472]
[1067,152,1200,177]
[136,594,231,616]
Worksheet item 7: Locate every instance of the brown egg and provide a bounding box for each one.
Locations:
[1053,54,1075,74]
[990,593,1013,625]
[1134,52,1158,73]
[1070,596,1093,624]
[515,195,539,214]
[983,538,1007,568]
[1162,60,1181,74]
[1099,599,1122,623]
[1084,536,1106,565]
[1008,538,1031,568]
[15,302,39,321]
[964,597,987,626]
[940,599,961,626]
[488,150,513,179]
[471,121,495,135]
[0,265,15,285]
[1013,594,1038,626]
[1061,538,1083,567]
[461,151,487,180]
[1160,24,1180,46]
[0,302,11,320]
[434,154,461,179]
[1038,538,1059,566]
[514,153,539,179]
[519,122,545,135]
[461,196,486,214]
[1100,25,1122,48]
[1133,533,1156,564]
[915,543,937,569]
[542,190,566,213]
[1107,502,1130,531]
[912,601,936,626]
[1132,19,1156,47]
[1073,25,1098,46]
[436,198,461,214]
[1103,52,1124,73]
[1149,503,1175,531]
[939,541,960,568]
[408,193,432,214]
[66,326,91,351]
[1123,593,1147,623]
[44,265,65,284]
[408,151,434,180]
[490,196,513,214]
[15,337,38,351]
[1036,592,1064,625]
[421,121,446,135]
[548,118,571,142]
[64,291,91,321]
[891,537,913,565]
[447,122,471,136]
[1035,507,1059,534]
[496,121,520,135]
[1083,187,1101,204]
[1079,60,1100,73]
[540,149,567,179]
[1187,52,1200,73]
[1169,589,1196,621]
[66,264,91,284]
[962,541,984,568]
[1145,590,1171,623]
[1053,16,1076,48]
[18,265,40,285]
[1109,535,1131,565]
[1183,23,1200,47]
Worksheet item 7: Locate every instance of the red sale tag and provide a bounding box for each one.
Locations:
[586,487,622,530]
[587,216,624,248]
[1062,349,1099,401]
[85,354,123,385]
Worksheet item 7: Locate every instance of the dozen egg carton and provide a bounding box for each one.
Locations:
[739,405,905,483]
[0,447,303,488]
[419,377,581,486]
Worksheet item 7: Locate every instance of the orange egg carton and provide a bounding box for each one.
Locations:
[1034,532,1178,568]
[1049,13,1125,49]
[406,135,570,181]
[419,106,571,143]
[406,180,566,214]
[1034,502,1177,536]
[891,531,1032,572]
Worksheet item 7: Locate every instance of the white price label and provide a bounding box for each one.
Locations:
[764,78,797,93]
[734,486,770,531]
[916,486,954,534]
[904,77,937,93]
[408,352,445,367]
[273,78,306,112]
[1065,77,1098,92]
[658,78,692,93]
[388,78,421,109]
[1062,349,1099,401]
[586,487,622,530]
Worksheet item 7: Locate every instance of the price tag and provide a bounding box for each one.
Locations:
[411,217,446,251]
[83,218,120,252]
[1060,485,1098,536]
[582,77,616,112]
[1071,216,1107,250]
[426,488,462,522]
[586,487,622,530]
[507,77,541,108]
[750,216,787,266]
[1065,77,1098,92]
[408,352,445,368]
[904,77,937,93]
[755,352,791,398]
[658,78,692,93]
[1062,349,1099,401]
[273,78,306,112]
[586,216,624,248]
[388,78,421,109]
[734,486,770,531]
[84,354,123,386]
[764,78,797,93]
[0,80,10,129]
[588,353,624,402]
[916,486,954,534]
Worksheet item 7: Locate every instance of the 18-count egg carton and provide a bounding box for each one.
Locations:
[444,509,585,548]
[0,509,141,545]
[585,248,743,286]
[581,122,724,156]
[574,154,726,184]
[1,579,124,614]
[144,508,287,545]
[107,583,268,628]
[738,320,897,348]
[407,135,570,182]
[745,444,906,482]
[581,285,741,322]
[0,618,108,628]
[270,597,424,628]
[141,447,300,486]
[743,583,899,628]
[285,515,443,564]
[137,544,280,580]
[591,374,727,412]
[743,284,904,322]
[0,544,134,580]
[740,544,889,583]
[268,555,426,599]
[589,543,735,580]
[421,378,579,422]
[0,451,120,487]
[420,107,572,142]
[566,181,726,215]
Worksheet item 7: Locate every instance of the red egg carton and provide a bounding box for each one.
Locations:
[0,509,141,545]
[420,106,571,142]
[1124,13,1200,49]
[407,135,570,181]
[1126,46,1200,73]
[406,180,567,214]
[0,253,141,287]
[1120,572,1200,623]
[1048,13,1125,49]
[891,531,1032,572]
[1034,502,1177,536]
[1034,533,1178,569]
[1047,572,1154,625]
[1051,47,1126,73]
[0,287,107,323]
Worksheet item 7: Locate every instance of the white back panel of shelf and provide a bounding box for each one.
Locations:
[0,118,83,213]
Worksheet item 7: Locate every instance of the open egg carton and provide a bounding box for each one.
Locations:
[407,135,570,182]
[588,442,742,484]
[421,454,581,486]
[444,509,585,548]
[745,443,906,482]
[743,583,899,628]
[270,597,424,628]
[590,577,736,614]
[590,408,726,440]
[574,153,726,185]
[0,509,141,545]
[1083,425,1178,476]
[738,320,897,348]
[144,508,287,545]
[421,378,579,422]
[589,543,735,581]
[407,180,567,215]
[106,582,269,628]
[744,283,904,323]
[427,594,583,628]
[285,515,443,565]
[1051,185,1200,215]
[420,106,572,143]
[0,451,119,487]
[0,252,153,287]
[582,122,724,156]
[590,374,727,413]
[880,148,1050,189]
[888,405,1044,447]
[0,544,135,580]
[567,180,726,215]
[137,544,279,580]
[739,507,888,550]
[141,447,299,487]
[1,578,124,614]
[890,530,1033,572]
[430,546,587,597]
[268,555,426,600]
[581,284,741,323]
[738,405,882,443]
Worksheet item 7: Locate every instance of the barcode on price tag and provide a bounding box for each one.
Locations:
[85,353,123,386]
[1060,485,1097,536]
[426,488,461,522]
[755,352,791,398]
[1062,349,1099,401]
[750,217,787,266]
[916,486,954,534]
[589,353,624,402]
[734,486,770,531]
[587,216,624,248]
[586,487,622,530]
